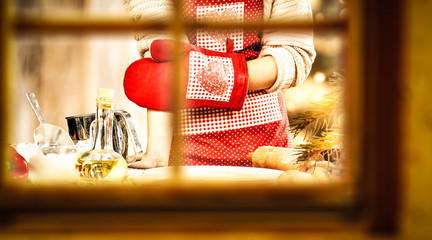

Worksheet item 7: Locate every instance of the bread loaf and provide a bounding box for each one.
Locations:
[247,146,301,171]
[306,160,335,170]
[247,147,335,172]
[277,170,319,185]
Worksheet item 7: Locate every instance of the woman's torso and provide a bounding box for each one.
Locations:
[175,0,291,166]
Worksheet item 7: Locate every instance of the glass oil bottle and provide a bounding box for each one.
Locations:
[75,88,127,183]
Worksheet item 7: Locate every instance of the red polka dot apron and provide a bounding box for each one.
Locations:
[174,0,292,166]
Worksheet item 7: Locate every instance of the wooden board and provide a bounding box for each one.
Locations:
[127,166,284,185]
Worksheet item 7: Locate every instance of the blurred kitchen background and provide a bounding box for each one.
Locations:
[12,0,347,148]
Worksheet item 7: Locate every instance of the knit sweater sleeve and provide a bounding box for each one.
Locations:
[123,0,188,58]
[260,0,316,93]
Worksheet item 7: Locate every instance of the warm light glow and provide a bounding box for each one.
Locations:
[313,72,326,83]
[311,91,325,103]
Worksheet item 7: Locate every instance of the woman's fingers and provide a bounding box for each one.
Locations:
[129,160,155,169]
[128,154,157,169]
[127,152,170,169]
[127,152,144,163]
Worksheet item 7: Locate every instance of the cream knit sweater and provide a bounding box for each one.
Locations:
[124,0,316,92]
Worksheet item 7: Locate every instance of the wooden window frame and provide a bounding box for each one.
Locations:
[0,0,404,236]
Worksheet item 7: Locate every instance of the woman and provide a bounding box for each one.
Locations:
[123,0,316,168]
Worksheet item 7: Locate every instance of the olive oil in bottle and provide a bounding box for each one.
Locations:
[76,89,127,183]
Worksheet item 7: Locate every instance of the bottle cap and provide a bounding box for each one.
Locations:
[98,88,114,99]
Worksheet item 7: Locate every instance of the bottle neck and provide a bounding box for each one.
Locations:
[92,102,114,151]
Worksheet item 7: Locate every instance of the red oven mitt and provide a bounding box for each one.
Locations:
[123,39,248,111]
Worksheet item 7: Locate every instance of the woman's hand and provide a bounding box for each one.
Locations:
[128,110,173,169]
[128,152,168,169]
